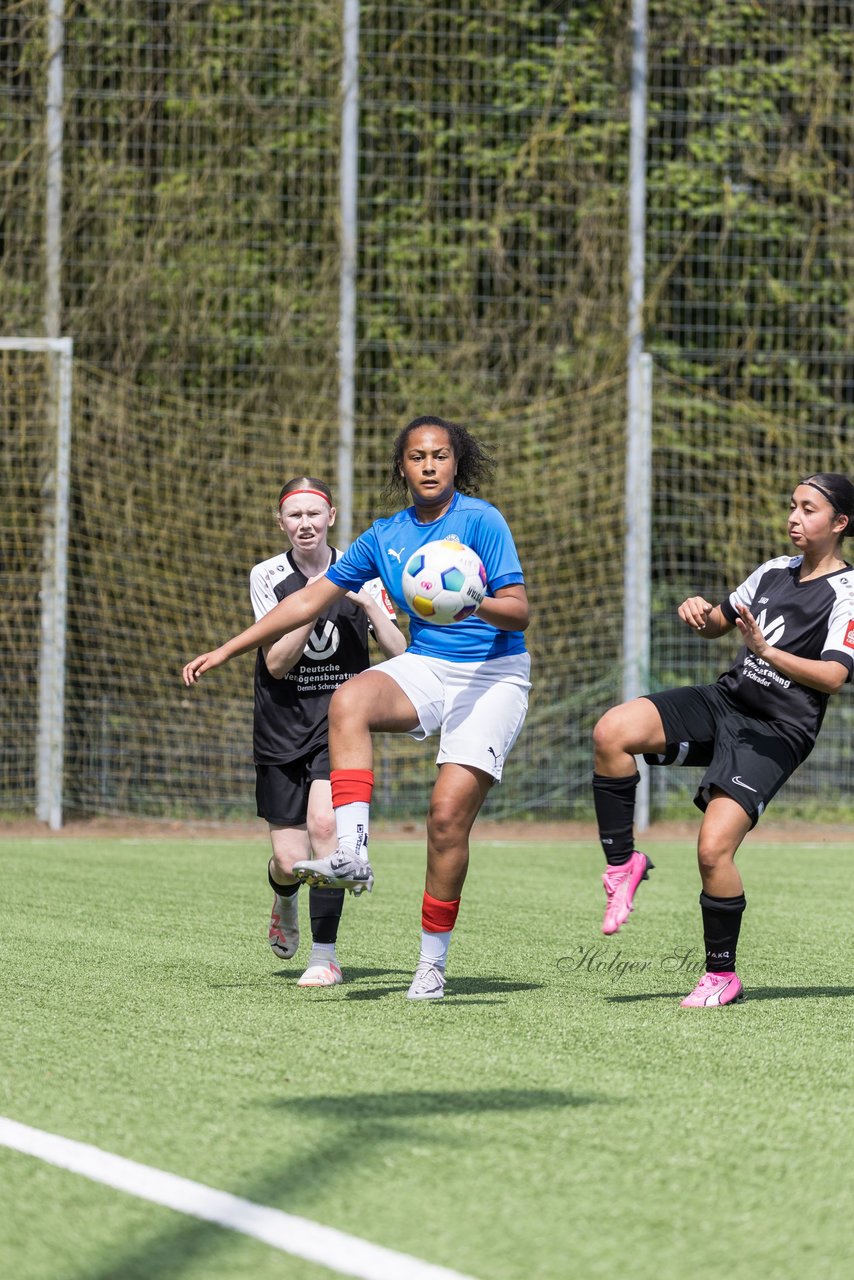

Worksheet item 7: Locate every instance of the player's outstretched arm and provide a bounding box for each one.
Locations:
[182,576,346,686]
[677,595,732,638]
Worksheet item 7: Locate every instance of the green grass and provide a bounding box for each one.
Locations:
[1,830,853,1279]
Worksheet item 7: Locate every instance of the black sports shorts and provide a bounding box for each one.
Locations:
[642,683,812,828]
[255,745,331,826]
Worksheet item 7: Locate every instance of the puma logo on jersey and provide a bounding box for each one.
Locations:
[387,546,406,562]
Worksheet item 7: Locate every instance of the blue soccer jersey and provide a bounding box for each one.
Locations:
[325,493,527,661]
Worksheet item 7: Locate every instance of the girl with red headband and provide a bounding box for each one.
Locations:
[250,476,404,988]
[591,472,854,1007]
[183,419,530,1001]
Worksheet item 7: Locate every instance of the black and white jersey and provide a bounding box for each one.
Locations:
[250,548,389,765]
[717,554,854,745]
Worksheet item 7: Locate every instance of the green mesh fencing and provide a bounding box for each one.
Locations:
[1,1,852,823]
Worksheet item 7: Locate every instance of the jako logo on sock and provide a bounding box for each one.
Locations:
[354,823,369,860]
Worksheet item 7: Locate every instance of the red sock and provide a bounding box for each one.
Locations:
[421,892,461,933]
[330,768,374,808]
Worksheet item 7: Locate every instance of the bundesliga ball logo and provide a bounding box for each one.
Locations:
[401,539,487,625]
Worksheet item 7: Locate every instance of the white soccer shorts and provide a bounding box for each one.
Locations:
[373,651,531,781]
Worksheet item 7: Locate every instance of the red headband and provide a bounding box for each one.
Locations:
[278,488,333,509]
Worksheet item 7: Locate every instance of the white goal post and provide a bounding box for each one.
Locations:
[1,336,74,829]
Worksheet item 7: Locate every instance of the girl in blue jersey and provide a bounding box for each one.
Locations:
[591,473,854,1008]
[183,416,531,1000]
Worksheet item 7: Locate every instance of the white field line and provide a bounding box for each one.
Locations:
[0,1117,479,1280]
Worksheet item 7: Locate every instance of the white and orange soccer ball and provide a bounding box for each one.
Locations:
[401,539,487,625]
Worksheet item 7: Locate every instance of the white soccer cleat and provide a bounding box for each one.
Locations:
[297,959,343,988]
[406,961,446,1000]
[292,848,374,895]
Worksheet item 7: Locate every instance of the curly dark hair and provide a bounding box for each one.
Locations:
[382,415,495,504]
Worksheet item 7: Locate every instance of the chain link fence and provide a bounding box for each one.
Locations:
[1,1,852,823]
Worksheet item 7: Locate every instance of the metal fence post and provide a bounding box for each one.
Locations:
[623,0,651,830]
[337,0,360,547]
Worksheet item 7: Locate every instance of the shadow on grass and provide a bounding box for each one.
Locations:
[606,985,854,1003]
[271,965,412,982]
[212,968,543,1002]
[345,973,543,1002]
[210,967,412,990]
[269,1085,594,1119]
[78,1086,600,1280]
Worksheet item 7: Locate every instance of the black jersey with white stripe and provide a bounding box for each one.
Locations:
[717,555,854,745]
[250,548,371,766]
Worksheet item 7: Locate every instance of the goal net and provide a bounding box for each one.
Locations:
[1,355,626,824]
[3,352,852,826]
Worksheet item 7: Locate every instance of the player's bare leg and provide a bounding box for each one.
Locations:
[408,763,491,1001]
[425,763,491,900]
[592,697,668,776]
[267,790,347,984]
[329,668,421,765]
[680,791,751,1007]
[269,824,310,882]
[291,671,419,892]
[592,698,667,935]
[267,824,309,960]
[297,780,345,987]
[695,792,749,897]
[305,780,336,859]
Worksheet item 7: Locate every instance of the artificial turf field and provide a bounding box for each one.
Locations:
[1,827,853,1280]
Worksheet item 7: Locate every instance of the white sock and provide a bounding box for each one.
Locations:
[334,800,371,861]
[309,942,337,965]
[419,929,451,970]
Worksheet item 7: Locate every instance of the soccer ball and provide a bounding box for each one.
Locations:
[401,539,487,625]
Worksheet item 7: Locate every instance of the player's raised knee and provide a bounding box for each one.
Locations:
[328,671,372,722]
[592,704,627,754]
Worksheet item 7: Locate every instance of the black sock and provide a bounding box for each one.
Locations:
[268,860,299,897]
[592,772,639,865]
[699,891,746,972]
[309,886,344,945]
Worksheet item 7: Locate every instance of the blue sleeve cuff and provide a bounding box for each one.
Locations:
[489,573,525,593]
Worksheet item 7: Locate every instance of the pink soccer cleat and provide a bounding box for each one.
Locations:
[680,971,745,1008]
[601,850,654,935]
